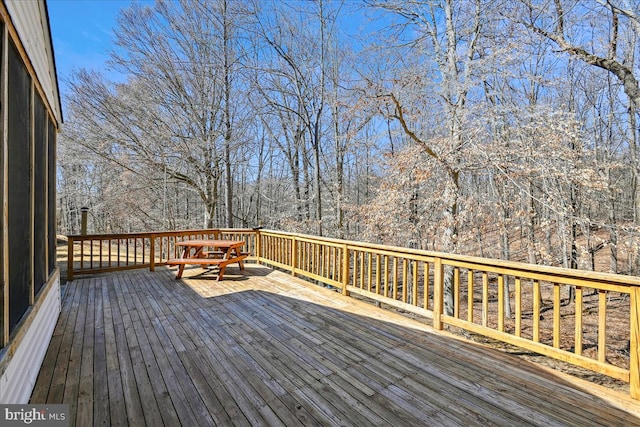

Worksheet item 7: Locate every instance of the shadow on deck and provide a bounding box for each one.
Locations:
[31,264,640,426]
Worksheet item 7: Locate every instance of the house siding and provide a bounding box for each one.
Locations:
[0,0,61,404]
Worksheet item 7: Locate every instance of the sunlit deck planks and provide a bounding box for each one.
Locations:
[31,265,640,426]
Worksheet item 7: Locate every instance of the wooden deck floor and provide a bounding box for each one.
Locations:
[31,264,640,426]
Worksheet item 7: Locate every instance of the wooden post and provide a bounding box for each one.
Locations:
[80,207,89,235]
[433,258,443,330]
[342,244,349,296]
[67,237,74,282]
[630,286,639,400]
[291,235,297,277]
[149,234,155,272]
[255,229,261,265]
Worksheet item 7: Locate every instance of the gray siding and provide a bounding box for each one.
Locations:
[5,0,62,125]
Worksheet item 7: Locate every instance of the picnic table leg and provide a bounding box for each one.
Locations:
[237,251,245,270]
[176,264,186,279]
[232,247,245,270]
[216,264,227,281]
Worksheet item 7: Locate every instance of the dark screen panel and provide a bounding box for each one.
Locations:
[7,40,32,332]
[48,120,56,275]
[0,22,3,342]
[34,94,46,294]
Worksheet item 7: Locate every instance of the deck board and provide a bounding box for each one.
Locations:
[31,265,640,426]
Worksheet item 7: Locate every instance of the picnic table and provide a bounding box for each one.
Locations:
[167,239,247,280]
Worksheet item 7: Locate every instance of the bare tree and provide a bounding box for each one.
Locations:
[65,0,252,228]
[252,1,348,236]
[371,0,486,315]
[55,0,640,281]
[519,0,640,249]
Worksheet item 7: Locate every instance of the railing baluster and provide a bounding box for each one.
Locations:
[150,235,155,271]
[433,258,443,330]
[515,278,522,337]
[381,256,386,297]
[67,237,74,281]
[482,272,489,327]
[342,244,349,296]
[498,274,504,332]
[80,239,85,270]
[454,267,460,319]
[553,284,561,348]
[598,290,607,362]
[337,247,341,282]
[315,243,320,276]
[412,261,418,306]
[392,257,398,300]
[424,262,430,311]
[323,245,328,279]
[575,286,583,356]
[367,253,373,292]
[375,254,381,296]
[467,270,474,323]
[291,236,297,276]
[256,232,261,265]
[360,252,366,290]
[631,286,639,399]
[533,280,540,343]
[352,250,358,288]
[330,246,336,280]
[402,259,408,303]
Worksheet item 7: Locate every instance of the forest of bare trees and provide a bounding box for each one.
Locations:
[58,0,640,276]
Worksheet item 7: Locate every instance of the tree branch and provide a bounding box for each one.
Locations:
[527,3,640,109]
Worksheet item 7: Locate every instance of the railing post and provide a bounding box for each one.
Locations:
[631,286,639,400]
[291,235,297,277]
[255,230,261,265]
[150,234,156,272]
[433,257,443,330]
[342,244,349,296]
[67,237,74,282]
[80,207,89,235]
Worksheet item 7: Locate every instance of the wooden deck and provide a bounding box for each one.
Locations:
[31,264,640,426]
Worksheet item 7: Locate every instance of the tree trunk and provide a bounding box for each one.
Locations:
[223,0,234,228]
[500,209,513,318]
[525,181,538,265]
[335,116,345,239]
[629,102,640,273]
[608,165,619,273]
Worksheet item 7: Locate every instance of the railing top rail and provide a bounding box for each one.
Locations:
[67,228,260,240]
[66,228,639,286]
[259,229,640,287]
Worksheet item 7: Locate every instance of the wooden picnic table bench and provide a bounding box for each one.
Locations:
[167,239,247,281]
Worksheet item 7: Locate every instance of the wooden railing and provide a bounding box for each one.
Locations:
[66,228,259,281]
[257,230,640,400]
[66,228,639,399]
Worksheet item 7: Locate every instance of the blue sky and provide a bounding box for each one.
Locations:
[46,0,379,99]
[48,0,151,96]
